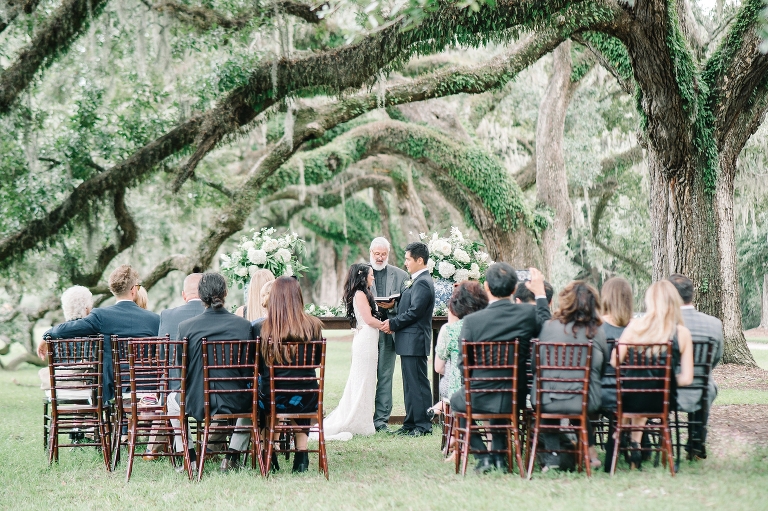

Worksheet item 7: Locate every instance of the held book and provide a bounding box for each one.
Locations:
[374,293,400,303]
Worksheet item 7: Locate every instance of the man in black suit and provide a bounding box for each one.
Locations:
[166,272,254,470]
[381,242,435,436]
[669,273,724,459]
[450,263,551,473]
[45,265,160,403]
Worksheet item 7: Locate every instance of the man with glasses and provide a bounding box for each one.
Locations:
[45,264,160,402]
[369,237,409,432]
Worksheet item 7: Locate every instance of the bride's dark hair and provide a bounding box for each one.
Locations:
[343,263,375,328]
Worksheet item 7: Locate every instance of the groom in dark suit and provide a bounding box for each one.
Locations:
[382,242,435,436]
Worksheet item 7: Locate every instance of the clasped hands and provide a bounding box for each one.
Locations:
[379,319,392,334]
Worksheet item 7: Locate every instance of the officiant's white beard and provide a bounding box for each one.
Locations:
[370,258,387,271]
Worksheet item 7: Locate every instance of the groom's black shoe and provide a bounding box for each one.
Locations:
[393,427,413,436]
[375,424,392,433]
[397,428,432,437]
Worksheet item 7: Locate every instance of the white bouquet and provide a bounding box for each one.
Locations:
[419,226,491,283]
[304,302,346,317]
[220,227,308,289]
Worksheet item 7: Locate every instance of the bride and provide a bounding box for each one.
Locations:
[317,263,383,441]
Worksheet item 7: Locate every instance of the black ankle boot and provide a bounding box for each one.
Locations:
[292,451,309,473]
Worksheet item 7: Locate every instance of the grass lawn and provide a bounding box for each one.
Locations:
[1,341,768,510]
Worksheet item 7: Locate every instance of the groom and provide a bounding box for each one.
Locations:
[381,242,435,436]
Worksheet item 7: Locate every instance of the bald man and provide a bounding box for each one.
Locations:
[146,273,205,460]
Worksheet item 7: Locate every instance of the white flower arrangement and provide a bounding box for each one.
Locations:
[419,226,491,283]
[304,302,346,317]
[220,227,308,289]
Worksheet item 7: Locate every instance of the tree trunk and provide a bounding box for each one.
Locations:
[535,41,575,275]
[314,239,340,306]
[715,158,756,365]
[761,274,768,330]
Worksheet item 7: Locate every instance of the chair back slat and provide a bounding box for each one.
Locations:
[126,336,187,412]
[461,339,519,401]
[46,336,104,402]
[201,338,259,401]
[615,340,673,413]
[264,338,326,409]
[532,341,592,403]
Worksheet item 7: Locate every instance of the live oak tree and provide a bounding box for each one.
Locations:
[1,0,767,366]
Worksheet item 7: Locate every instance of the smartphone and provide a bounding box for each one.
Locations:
[516,269,531,282]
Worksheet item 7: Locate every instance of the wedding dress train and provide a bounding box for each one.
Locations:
[313,300,378,441]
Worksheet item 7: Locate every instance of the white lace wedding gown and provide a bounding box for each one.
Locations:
[315,299,379,441]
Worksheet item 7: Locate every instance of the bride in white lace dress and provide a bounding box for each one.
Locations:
[318,264,384,441]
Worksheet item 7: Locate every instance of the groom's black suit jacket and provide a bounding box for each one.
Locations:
[389,271,435,357]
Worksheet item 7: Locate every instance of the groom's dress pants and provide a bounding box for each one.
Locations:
[374,332,397,429]
[400,355,432,432]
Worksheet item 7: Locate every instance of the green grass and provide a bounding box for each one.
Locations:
[744,336,768,343]
[751,349,768,371]
[2,341,768,510]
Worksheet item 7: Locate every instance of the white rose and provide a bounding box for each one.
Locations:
[275,248,292,263]
[262,239,279,253]
[248,248,267,265]
[242,241,255,251]
[476,251,489,263]
[468,263,481,280]
[278,238,289,248]
[284,264,294,277]
[450,226,464,241]
[453,248,470,264]
[439,240,452,256]
[453,269,470,283]
[438,261,456,279]
[235,266,248,277]
[426,258,436,272]
[219,253,231,268]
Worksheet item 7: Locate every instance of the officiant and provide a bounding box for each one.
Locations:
[370,237,409,432]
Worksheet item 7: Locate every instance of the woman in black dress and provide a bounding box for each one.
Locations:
[611,280,694,468]
[257,276,323,473]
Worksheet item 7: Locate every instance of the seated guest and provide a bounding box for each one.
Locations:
[514,280,554,306]
[134,286,149,309]
[234,269,275,321]
[37,286,93,361]
[431,281,489,416]
[532,281,610,471]
[450,263,551,474]
[168,272,254,471]
[599,277,635,411]
[253,280,275,327]
[668,273,723,460]
[257,276,324,473]
[45,265,160,403]
[38,286,94,443]
[611,280,694,469]
[145,273,204,460]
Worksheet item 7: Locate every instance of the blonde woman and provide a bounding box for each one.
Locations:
[611,280,694,468]
[234,269,275,321]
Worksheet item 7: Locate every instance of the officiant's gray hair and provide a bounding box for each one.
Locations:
[370,237,390,252]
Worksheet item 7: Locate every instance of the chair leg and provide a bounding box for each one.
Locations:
[581,420,591,478]
[264,417,275,477]
[460,419,471,476]
[512,422,525,478]
[663,425,675,477]
[526,416,540,480]
[609,421,621,476]
[197,423,210,482]
[125,422,137,482]
[453,416,461,474]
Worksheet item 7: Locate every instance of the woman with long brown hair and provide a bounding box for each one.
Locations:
[533,281,611,471]
[256,276,323,473]
[611,280,694,469]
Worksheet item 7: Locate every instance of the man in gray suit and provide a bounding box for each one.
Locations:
[370,237,409,432]
[146,273,204,459]
[669,273,724,459]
